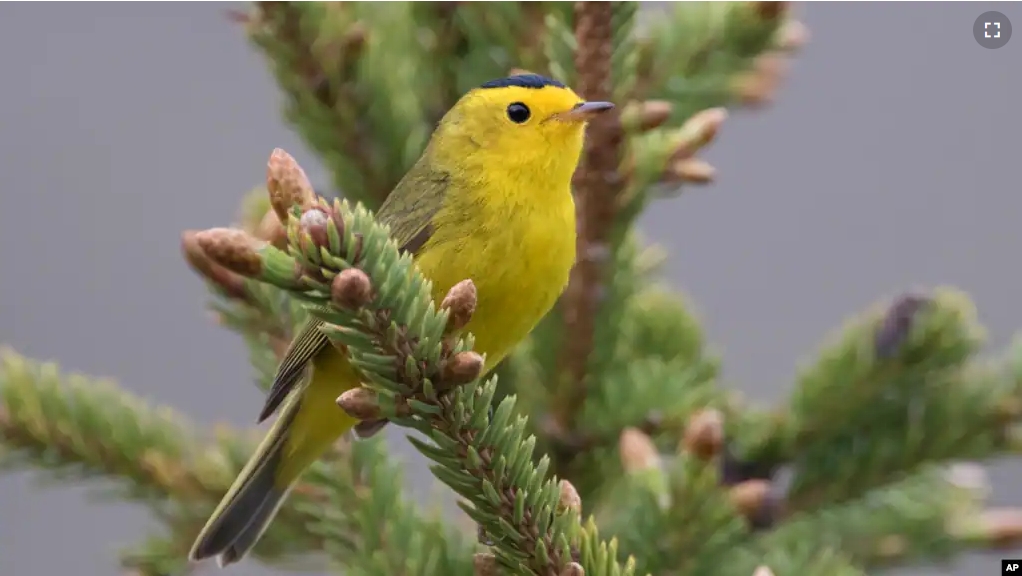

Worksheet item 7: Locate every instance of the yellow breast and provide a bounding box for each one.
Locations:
[413,182,576,369]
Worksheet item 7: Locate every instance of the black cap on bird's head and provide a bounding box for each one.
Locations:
[478,73,567,90]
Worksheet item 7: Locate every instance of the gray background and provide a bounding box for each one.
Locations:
[0,3,1018,576]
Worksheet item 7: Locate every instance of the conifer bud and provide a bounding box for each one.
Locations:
[331,268,373,310]
[671,107,727,160]
[353,418,388,439]
[751,1,788,20]
[255,209,288,250]
[752,566,776,576]
[336,387,381,421]
[776,20,810,52]
[441,279,478,333]
[875,292,930,359]
[619,427,661,473]
[559,562,585,576]
[442,351,484,386]
[974,508,1022,548]
[194,228,266,278]
[683,408,724,460]
[557,479,582,515]
[473,552,500,576]
[266,148,317,224]
[299,207,331,249]
[621,100,673,133]
[728,479,772,520]
[732,72,773,107]
[666,159,716,184]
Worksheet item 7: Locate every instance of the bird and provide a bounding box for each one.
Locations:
[188,73,613,566]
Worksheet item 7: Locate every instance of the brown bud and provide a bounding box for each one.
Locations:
[193,228,266,278]
[753,52,789,86]
[729,479,771,520]
[559,562,584,576]
[255,209,288,250]
[300,207,332,249]
[331,268,373,310]
[509,67,535,77]
[732,72,773,107]
[441,279,478,333]
[441,351,484,386]
[621,100,673,133]
[672,107,728,160]
[752,566,775,576]
[342,22,368,53]
[352,418,389,439]
[266,148,317,224]
[776,20,810,52]
[683,408,725,460]
[181,232,249,301]
[752,1,788,20]
[336,387,381,421]
[667,159,716,184]
[473,552,500,576]
[976,508,1022,548]
[619,427,661,473]
[557,479,582,515]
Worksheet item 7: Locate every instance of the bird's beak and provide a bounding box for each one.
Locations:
[553,101,615,123]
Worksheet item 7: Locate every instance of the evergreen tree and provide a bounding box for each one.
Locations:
[4,3,1021,575]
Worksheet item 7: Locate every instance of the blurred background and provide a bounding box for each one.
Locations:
[0,3,1018,575]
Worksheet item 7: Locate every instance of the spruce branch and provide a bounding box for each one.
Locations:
[0,347,446,566]
[553,0,626,455]
[0,347,225,504]
[736,288,1022,512]
[195,148,636,576]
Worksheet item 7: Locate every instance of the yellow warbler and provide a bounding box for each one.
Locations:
[189,74,612,566]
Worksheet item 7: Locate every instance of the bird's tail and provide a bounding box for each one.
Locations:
[188,410,296,566]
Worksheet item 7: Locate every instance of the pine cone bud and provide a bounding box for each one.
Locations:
[255,209,288,250]
[619,427,661,473]
[299,207,331,249]
[441,279,478,333]
[672,107,727,160]
[342,22,368,53]
[621,100,673,133]
[666,158,716,184]
[193,228,266,278]
[752,566,775,576]
[331,268,373,310]
[557,479,582,515]
[353,418,389,439]
[473,552,500,576]
[875,292,930,359]
[559,562,585,576]
[751,1,788,20]
[266,148,317,224]
[336,387,381,421]
[732,72,773,107]
[683,408,725,460]
[729,479,771,520]
[776,20,810,52]
[975,508,1022,548]
[441,351,484,386]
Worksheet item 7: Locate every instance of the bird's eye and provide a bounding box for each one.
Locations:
[506,102,531,124]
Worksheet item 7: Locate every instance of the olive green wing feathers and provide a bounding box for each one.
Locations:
[256,315,330,422]
[255,164,451,423]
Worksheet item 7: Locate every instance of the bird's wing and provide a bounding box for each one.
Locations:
[375,162,450,252]
[255,163,451,423]
[257,315,329,422]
